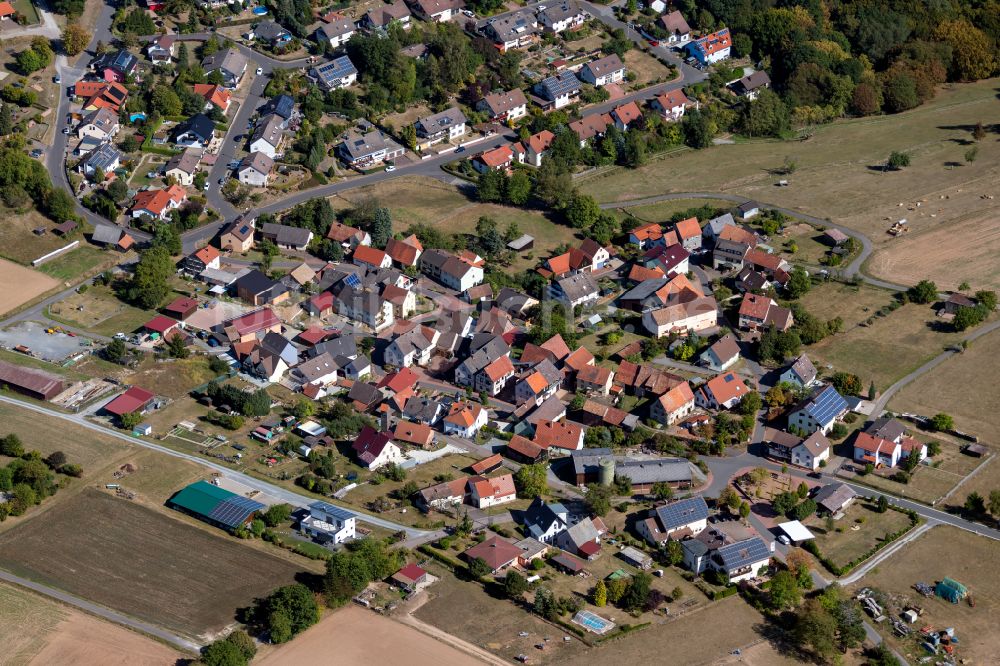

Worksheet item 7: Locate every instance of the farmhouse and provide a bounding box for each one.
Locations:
[649,381,695,426]
[167,480,265,533]
[300,501,357,545]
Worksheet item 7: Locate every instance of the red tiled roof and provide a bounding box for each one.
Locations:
[378,367,420,393]
[309,291,334,313]
[385,237,420,266]
[463,536,522,570]
[539,334,571,361]
[0,2,15,16]
[394,563,427,584]
[705,372,748,406]
[297,326,331,346]
[104,386,155,416]
[483,355,515,382]
[506,435,544,460]
[228,308,280,336]
[470,453,503,474]
[476,145,513,168]
[563,347,595,372]
[353,245,389,267]
[444,401,483,428]
[674,216,701,240]
[533,419,583,450]
[194,245,220,265]
[657,382,694,414]
[164,296,198,318]
[144,315,178,334]
[612,101,642,126]
[394,421,434,446]
[739,293,773,320]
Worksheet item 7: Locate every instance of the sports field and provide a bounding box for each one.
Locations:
[0,489,303,640]
[0,259,59,316]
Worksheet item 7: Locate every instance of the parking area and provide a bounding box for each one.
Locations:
[0,321,94,362]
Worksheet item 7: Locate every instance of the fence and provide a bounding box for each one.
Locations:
[32,241,80,266]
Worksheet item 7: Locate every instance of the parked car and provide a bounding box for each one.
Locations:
[256,67,263,75]
[384,164,396,172]
[61,128,70,134]
[53,74,61,83]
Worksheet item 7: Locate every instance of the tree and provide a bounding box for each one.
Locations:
[988,490,1000,516]
[964,491,985,514]
[908,279,937,304]
[152,86,183,116]
[564,194,601,229]
[795,598,839,660]
[622,572,651,611]
[976,290,998,311]
[934,20,997,81]
[201,638,246,666]
[664,539,684,566]
[263,503,292,527]
[62,23,91,56]
[468,556,491,579]
[166,333,189,358]
[504,170,532,206]
[769,570,801,610]
[965,146,979,163]
[505,570,528,599]
[851,82,881,116]
[128,246,173,309]
[972,122,986,142]
[107,178,129,203]
[592,579,607,607]
[886,151,911,170]
[585,484,612,517]
[785,267,811,299]
[682,109,713,149]
[104,338,127,364]
[605,578,628,604]
[477,169,504,203]
[928,413,954,432]
[514,463,547,498]
[739,391,762,416]
[651,481,674,501]
[0,434,23,457]
[253,584,319,643]
[533,586,555,619]
[718,486,741,512]
[739,500,751,519]
[119,411,142,430]
[370,207,392,248]
[0,105,13,137]
[740,89,789,137]
[876,495,889,513]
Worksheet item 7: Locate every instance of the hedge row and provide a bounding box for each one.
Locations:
[418,544,461,571]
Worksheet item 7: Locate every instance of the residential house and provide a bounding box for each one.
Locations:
[249,20,291,45]
[92,49,138,83]
[576,364,614,395]
[291,351,339,390]
[384,325,439,367]
[352,427,405,469]
[694,372,749,410]
[472,145,514,173]
[637,496,708,546]
[611,101,642,130]
[533,419,584,452]
[737,293,793,332]
[568,112,612,147]
[361,0,412,30]
[814,483,857,515]
[327,222,371,250]
[338,128,405,168]
[853,431,901,468]
[537,1,585,33]
[408,0,464,22]
[779,354,817,388]
[419,249,484,292]
[629,222,666,249]
[76,107,119,142]
[130,185,187,221]
[192,83,231,113]
[732,70,770,100]
[165,148,202,186]
[219,217,255,252]
[78,142,121,179]
[308,56,359,91]
[735,266,770,293]
[249,113,284,158]
[234,270,289,306]
[713,238,751,270]
[299,501,356,545]
[469,473,516,508]
[483,10,538,52]
[462,536,522,574]
[548,272,599,309]
[233,151,272,187]
[651,88,692,121]
[708,537,770,582]
[390,563,428,592]
[794,431,831,470]
[476,88,528,122]
[182,245,222,274]
[531,73,580,112]
[556,518,602,559]
[787,384,848,435]
[521,497,569,543]
[687,28,731,65]
[642,242,690,275]
[699,334,740,372]
[222,308,282,343]
[259,223,312,250]
[173,113,215,148]
[416,477,468,512]
[147,34,176,64]
[352,245,392,270]
[649,381,695,425]
[414,107,467,148]
[74,81,129,112]
[515,359,563,406]
[442,401,487,438]
[658,10,691,46]
[579,54,625,86]
[394,421,435,448]
[642,296,719,337]
[316,16,356,49]
[385,235,423,267]
[514,130,556,167]
[331,283,395,332]
[202,48,249,88]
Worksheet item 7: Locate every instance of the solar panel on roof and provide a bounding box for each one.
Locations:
[344,273,362,288]
[208,496,266,528]
[655,496,708,531]
[807,386,847,426]
[310,500,355,521]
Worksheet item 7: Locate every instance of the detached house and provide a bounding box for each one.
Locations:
[361,0,411,30]
[641,497,709,547]
[658,10,691,46]
[611,101,642,131]
[309,56,358,91]
[249,113,285,158]
[537,2,585,33]
[695,372,749,410]
[469,474,516,508]
[147,35,176,64]
[130,185,187,221]
[652,88,692,121]
[338,128,405,168]
[250,20,292,45]
[522,498,569,543]
[327,222,371,250]
[442,401,487,438]
[765,428,831,470]
[472,145,514,174]
[642,296,718,337]
[173,113,215,148]
[76,107,119,142]
[192,83,232,113]
[238,152,274,187]
[548,272,599,309]
[780,354,817,388]
[408,0,464,22]
[483,10,538,52]
[419,249,484,292]
[353,427,405,469]
[165,148,202,186]
[650,381,695,425]
[92,49,138,83]
[738,293,793,332]
[513,130,555,167]
[414,107,467,149]
[787,384,848,435]
[699,334,740,372]
[687,28,731,65]
[385,235,423,267]
[534,73,581,110]
[260,223,313,250]
[732,70,771,100]
[202,48,248,88]
[220,217,255,253]
[384,325,439,367]
[182,245,221,273]
[852,429,917,469]
[476,88,528,122]
[533,419,584,452]
[316,16,356,49]
[579,54,625,86]
[569,112,612,147]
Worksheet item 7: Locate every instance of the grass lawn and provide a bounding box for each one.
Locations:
[36,245,113,282]
[795,281,963,390]
[10,0,40,24]
[803,501,913,569]
[46,285,152,337]
[622,48,673,88]
[0,207,78,265]
[851,526,1000,665]
[123,355,219,400]
[607,198,733,226]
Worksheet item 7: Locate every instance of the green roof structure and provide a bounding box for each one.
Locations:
[167,480,266,532]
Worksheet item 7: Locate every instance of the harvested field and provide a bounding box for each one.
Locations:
[257,604,484,666]
[851,525,1000,665]
[577,79,1000,289]
[0,490,303,641]
[608,197,733,225]
[0,259,59,316]
[0,580,182,665]
[795,282,962,390]
[123,356,219,399]
[47,286,151,337]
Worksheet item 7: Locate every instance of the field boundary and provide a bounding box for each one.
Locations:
[803,505,921,576]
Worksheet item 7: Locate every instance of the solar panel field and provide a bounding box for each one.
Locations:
[0,489,303,640]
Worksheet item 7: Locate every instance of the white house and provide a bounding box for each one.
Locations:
[522,497,569,543]
[637,496,708,546]
[791,431,830,471]
[642,297,719,337]
[687,28,731,65]
[76,107,119,142]
[300,501,356,545]
[649,382,695,426]
[547,272,599,309]
[787,385,848,435]
[383,325,438,368]
[579,54,625,86]
[316,16,356,49]
[537,1,585,33]
[353,427,405,469]
[249,114,284,159]
[238,151,274,187]
[469,474,516,509]
[699,334,740,372]
[694,372,749,410]
[779,354,817,388]
[442,401,488,438]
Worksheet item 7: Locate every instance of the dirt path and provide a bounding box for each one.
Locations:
[395,593,507,666]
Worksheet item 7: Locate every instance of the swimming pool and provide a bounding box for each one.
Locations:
[572,610,615,634]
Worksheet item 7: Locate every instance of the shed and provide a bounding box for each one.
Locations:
[823,229,849,245]
[618,545,652,570]
[132,423,152,436]
[551,552,586,574]
[507,234,534,251]
[964,443,988,457]
[54,220,78,236]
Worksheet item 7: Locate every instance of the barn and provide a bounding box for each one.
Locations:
[167,480,266,533]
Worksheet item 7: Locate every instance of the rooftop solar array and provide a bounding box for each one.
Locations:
[654,496,708,531]
[715,537,770,571]
[805,385,848,426]
[309,500,356,521]
[208,496,266,529]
